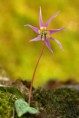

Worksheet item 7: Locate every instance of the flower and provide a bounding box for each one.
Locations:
[25,7,65,53]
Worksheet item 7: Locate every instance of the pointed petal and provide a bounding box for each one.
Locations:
[48,27,65,34]
[44,39,53,53]
[51,37,63,50]
[45,11,60,27]
[29,35,41,42]
[39,7,43,27]
[24,24,39,34]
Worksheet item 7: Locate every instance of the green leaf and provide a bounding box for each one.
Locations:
[15,99,39,117]
[15,99,29,117]
[28,107,39,114]
[0,86,24,98]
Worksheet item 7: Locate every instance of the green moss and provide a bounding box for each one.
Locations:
[0,91,16,118]
[0,88,79,118]
[32,88,79,118]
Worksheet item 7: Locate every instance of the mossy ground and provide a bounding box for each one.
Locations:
[0,91,16,118]
[0,87,79,118]
[32,88,79,118]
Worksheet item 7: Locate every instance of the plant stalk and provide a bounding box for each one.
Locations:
[28,43,45,106]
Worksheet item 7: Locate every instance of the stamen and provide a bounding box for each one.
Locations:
[41,31,47,40]
[40,27,50,41]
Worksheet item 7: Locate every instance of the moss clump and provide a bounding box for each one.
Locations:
[0,87,79,118]
[0,91,16,118]
[31,87,79,118]
[0,90,37,118]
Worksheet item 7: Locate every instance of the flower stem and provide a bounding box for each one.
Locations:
[28,43,45,106]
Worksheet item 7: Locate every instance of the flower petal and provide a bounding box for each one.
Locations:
[29,35,41,42]
[51,37,63,50]
[44,39,53,53]
[39,7,43,27]
[48,27,65,34]
[24,24,39,34]
[45,11,60,27]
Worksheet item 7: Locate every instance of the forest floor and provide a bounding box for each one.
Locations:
[0,77,79,118]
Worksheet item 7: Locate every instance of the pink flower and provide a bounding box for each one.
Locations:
[25,7,65,53]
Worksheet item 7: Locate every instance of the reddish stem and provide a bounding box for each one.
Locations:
[28,43,45,106]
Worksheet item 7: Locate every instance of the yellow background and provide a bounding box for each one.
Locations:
[0,0,79,87]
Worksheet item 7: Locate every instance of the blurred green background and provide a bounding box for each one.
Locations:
[0,0,79,87]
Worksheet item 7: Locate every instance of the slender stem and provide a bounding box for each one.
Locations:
[28,43,45,106]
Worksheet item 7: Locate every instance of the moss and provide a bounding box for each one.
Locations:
[0,91,16,118]
[0,88,79,118]
[32,88,79,118]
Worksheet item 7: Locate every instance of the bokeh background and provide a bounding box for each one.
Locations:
[0,0,79,87]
